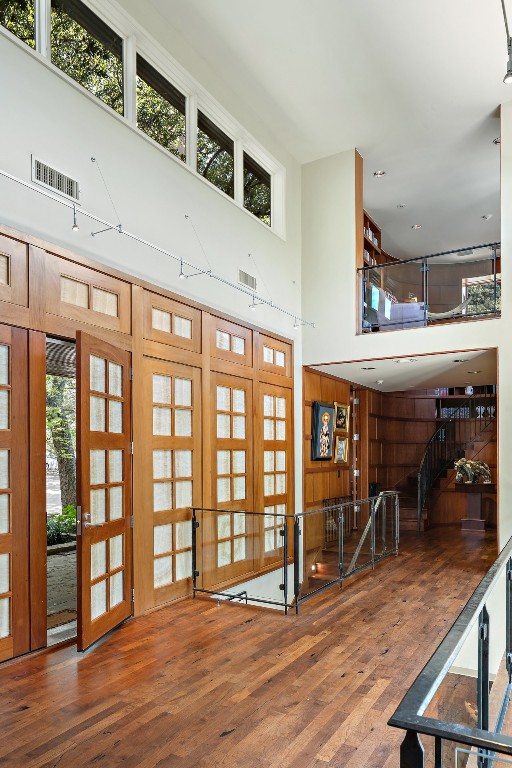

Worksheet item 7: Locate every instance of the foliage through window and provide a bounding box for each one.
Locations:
[243,152,271,226]
[0,0,35,48]
[136,55,186,162]
[462,275,501,316]
[197,111,234,198]
[50,0,123,115]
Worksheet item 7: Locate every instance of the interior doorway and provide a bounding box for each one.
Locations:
[45,338,77,646]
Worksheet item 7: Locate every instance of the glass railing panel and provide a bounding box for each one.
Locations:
[427,253,499,321]
[194,508,290,610]
[362,260,425,332]
[373,493,397,559]
[423,609,481,766]
[301,506,341,598]
[343,499,373,574]
[486,569,508,733]
[360,243,500,333]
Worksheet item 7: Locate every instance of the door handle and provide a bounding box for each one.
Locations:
[83,511,105,528]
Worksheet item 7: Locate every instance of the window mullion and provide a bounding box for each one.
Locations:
[35,0,50,58]
[187,94,197,172]
[234,138,244,206]
[123,35,137,123]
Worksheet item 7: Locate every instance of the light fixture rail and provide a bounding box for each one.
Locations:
[0,168,314,329]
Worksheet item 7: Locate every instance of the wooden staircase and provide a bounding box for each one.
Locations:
[395,418,496,532]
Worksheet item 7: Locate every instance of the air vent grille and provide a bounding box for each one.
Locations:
[32,158,80,201]
[238,269,257,292]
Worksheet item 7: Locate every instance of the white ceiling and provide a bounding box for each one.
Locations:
[148,0,507,258]
[312,349,497,392]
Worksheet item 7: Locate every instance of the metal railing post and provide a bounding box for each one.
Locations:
[477,605,490,768]
[338,509,344,588]
[395,493,400,554]
[434,737,443,767]
[507,558,512,682]
[400,730,425,768]
[370,497,376,569]
[283,516,288,615]
[293,517,301,614]
[191,508,199,597]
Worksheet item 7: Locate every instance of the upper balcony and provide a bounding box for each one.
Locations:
[358,242,501,333]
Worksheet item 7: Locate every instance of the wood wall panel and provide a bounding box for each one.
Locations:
[303,368,352,511]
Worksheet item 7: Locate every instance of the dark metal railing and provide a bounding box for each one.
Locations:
[190,492,399,615]
[358,242,501,333]
[417,393,496,528]
[388,537,512,767]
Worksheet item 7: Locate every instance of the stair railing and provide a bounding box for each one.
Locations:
[417,393,496,528]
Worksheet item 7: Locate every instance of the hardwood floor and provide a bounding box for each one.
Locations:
[0,528,496,768]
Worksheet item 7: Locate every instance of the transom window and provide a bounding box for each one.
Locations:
[244,153,271,226]
[197,111,235,199]
[50,0,124,115]
[137,55,186,162]
[0,0,34,48]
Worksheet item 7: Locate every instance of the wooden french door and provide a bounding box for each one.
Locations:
[76,332,132,651]
[0,325,29,662]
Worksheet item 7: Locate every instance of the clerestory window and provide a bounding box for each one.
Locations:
[50,0,124,115]
[136,55,186,163]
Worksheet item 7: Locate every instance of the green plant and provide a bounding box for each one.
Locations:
[46,506,77,545]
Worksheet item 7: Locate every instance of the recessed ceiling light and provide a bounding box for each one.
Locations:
[493,137,501,145]
[411,224,422,230]
[467,370,482,374]
[393,358,417,364]
[482,214,493,221]
[373,170,386,177]
[361,366,376,370]
[453,358,468,363]
[397,203,407,208]
[376,379,384,385]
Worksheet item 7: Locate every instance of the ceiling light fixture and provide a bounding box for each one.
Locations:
[393,358,417,364]
[71,205,79,232]
[467,370,482,374]
[361,366,376,370]
[493,137,501,145]
[373,170,386,177]
[411,224,422,230]
[293,318,302,329]
[453,358,468,363]
[178,259,186,279]
[501,0,512,82]
[376,379,384,385]
[397,204,407,208]
[482,214,493,221]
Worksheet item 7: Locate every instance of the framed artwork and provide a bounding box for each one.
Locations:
[334,402,350,433]
[311,401,334,461]
[334,436,349,464]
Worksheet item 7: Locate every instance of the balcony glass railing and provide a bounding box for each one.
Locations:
[388,536,512,767]
[359,243,500,333]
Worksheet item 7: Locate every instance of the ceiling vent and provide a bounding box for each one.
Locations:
[32,157,80,202]
[238,268,257,292]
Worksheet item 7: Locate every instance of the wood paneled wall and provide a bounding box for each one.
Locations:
[365,390,437,491]
[303,368,352,510]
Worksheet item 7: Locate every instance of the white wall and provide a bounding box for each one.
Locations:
[0,20,304,513]
[301,116,512,545]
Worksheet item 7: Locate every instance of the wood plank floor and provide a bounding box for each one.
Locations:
[0,528,496,768]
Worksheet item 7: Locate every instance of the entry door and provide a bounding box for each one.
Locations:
[0,326,29,662]
[76,332,132,651]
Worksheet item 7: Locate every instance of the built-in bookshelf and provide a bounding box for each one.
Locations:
[433,385,496,420]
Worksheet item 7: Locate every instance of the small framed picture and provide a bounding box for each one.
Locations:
[334,436,349,464]
[334,402,350,433]
[311,401,335,461]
